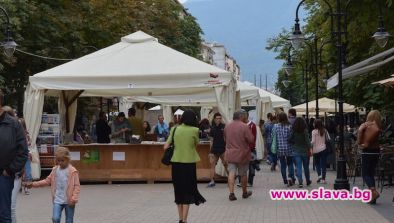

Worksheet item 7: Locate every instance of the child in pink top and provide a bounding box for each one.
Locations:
[25,147,80,223]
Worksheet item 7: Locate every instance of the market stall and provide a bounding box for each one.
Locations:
[23,31,237,179]
[63,143,211,183]
[292,97,356,113]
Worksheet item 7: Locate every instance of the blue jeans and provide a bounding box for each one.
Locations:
[279,156,294,184]
[0,175,14,223]
[24,159,32,181]
[52,203,75,223]
[11,177,21,223]
[315,149,328,180]
[361,150,380,188]
[294,155,311,185]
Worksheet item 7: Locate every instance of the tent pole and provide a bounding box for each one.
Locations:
[62,91,70,133]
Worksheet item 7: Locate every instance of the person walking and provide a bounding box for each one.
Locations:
[289,117,312,188]
[311,119,329,184]
[163,110,205,223]
[0,91,28,223]
[95,111,111,143]
[207,113,226,188]
[357,110,382,204]
[264,113,277,171]
[245,113,257,187]
[224,110,254,201]
[25,147,80,223]
[272,112,295,186]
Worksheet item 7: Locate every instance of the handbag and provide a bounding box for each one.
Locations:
[161,127,177,166]
[325,131,333,154]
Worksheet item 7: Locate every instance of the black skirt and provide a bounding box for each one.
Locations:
[171,162,206,205]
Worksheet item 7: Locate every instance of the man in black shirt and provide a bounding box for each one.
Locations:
[0,90,28,222]
[207,113,227,188]
[95,111,111,143]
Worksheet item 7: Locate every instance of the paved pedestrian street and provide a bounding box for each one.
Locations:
[17,165,393,223]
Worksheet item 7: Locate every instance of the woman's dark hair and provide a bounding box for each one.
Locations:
[278,112,289,125]
[180,110,197,127]
[211,112,222,125]
[143,121,151,132]
[293,117,306,133]
[314,119,325,136]
[99,111,106,119]
[117,112,126,118]
[199,118,210,128]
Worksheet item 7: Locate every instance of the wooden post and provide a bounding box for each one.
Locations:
[62,90,84,133]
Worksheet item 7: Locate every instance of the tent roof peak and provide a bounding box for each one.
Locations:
[121,31,158,44]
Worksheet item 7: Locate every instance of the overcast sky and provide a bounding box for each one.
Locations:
[181,0,303,90]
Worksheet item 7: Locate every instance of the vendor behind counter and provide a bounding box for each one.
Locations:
[110,112,132,143]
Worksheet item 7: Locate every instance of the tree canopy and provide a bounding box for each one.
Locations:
[267,0,394,114]
[0,0,203,111]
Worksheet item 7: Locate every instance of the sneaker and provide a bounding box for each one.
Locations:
[270,164,276,172]
[306,180,312,186]
[229,193,237,201]
[298,184,303,188]
[24,187,30,195]
[288,179,294,186]
[206,181,215,188]
[242,191,252,199]
[317,177,322,183]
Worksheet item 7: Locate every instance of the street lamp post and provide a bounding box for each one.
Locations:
[0,6,17,57]
[289,34,321,118]
[284,47,310,120]
[289,0,391,190]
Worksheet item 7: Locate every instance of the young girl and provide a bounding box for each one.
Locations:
[25,147,80,223]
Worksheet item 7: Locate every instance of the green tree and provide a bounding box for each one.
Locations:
[268,0,394,114]
[0,0,203,113]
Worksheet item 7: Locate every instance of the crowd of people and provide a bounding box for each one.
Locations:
[0,83,385,223]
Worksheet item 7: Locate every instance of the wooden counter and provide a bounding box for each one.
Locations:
[63,143,213,183]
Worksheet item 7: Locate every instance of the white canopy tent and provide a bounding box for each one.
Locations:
[292,97,356,113]
[23,31,236,179]
[124,82,269,168]
[373,74,394,87]
[327,47,394,89]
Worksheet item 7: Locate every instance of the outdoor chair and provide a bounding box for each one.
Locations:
[377,149,394,193]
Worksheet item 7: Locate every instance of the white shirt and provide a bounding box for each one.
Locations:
[54,167,69,204]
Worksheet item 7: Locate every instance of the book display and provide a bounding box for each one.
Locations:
[37,114,60,170]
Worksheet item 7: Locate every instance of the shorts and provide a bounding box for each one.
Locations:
[227,163,249,176]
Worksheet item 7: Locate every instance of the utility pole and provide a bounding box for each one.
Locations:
[265,74,268,90]
[254,74,256,86]
[259,74,262,88]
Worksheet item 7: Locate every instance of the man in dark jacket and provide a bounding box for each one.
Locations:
[95,111,111,143]
[0,91,28,222]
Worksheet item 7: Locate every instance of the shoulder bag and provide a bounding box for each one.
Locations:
[271,125,278,154]
[161,127,177,166]
[325,130,333,154]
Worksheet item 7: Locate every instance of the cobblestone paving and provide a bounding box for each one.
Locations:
[17,165,393,223]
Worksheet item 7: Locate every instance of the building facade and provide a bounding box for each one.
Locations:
[201,42,241,80]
